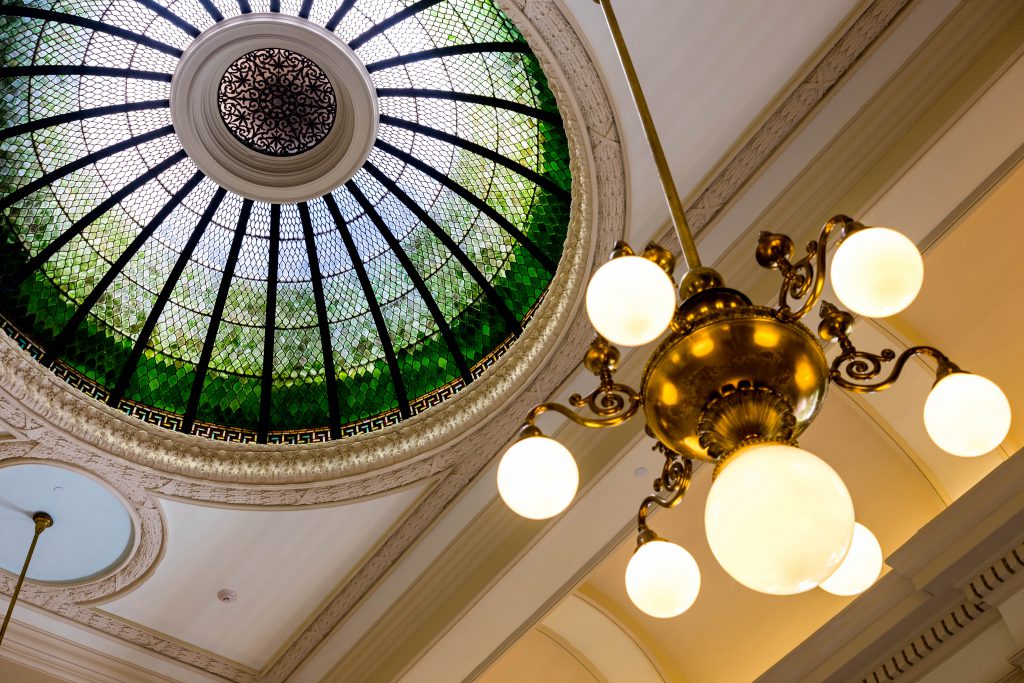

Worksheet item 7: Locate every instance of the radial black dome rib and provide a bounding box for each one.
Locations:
[0,6,184,58]
[324,192,411,419]
[108,184,226,407]
[0,65,172,81]
[349,0,444,50]
[298,201,342,439]
[375,138,558,274]
[182,199,253,434]
[197,0,225,23]
[0,100,170,142]
[135,0,202,38]
[365,42,532,73]
[376,88,561,125]
[257,204,282,443]
[347,179,474,385]
[379,115,567,199]
[325,0,358,31]
[362,160,522,337]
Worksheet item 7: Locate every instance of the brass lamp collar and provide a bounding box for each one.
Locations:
[609,241,677,278]
[635,527,661,549]
[711,437,799,481]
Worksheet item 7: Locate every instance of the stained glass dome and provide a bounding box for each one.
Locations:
[0,0,571,444]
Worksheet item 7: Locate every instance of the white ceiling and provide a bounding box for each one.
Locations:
[560,0,862,244]
[7,1,1024,682]
[496,52,1024,681]
[99,482,429,669]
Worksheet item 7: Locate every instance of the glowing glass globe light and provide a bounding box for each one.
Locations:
[819,523,883,596]
[497,436,579,520]
[704,443,855,595]
[625,540,701,618]
[924,373,1011,457]
[586,255,676,346]
[830,227,923,318]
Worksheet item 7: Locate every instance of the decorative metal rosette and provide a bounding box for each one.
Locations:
[217,47,337,157]
[0,0,572,444]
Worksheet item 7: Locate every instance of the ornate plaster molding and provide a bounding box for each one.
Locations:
[0,0,622,680]
[0,0,915,680]
[0,0,608,494]
[857,540,1024,683]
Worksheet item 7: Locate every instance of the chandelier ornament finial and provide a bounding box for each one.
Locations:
[497,0,1012,617]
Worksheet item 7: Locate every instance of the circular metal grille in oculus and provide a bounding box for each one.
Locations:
[0,0,571,444]
[218,47,337,157]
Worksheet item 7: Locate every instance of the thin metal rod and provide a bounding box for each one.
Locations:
[596,0,702,270]
[0,513,53,647]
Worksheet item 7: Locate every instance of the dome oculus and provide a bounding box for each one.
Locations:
[217,48,338,157]
[0,0,572,445]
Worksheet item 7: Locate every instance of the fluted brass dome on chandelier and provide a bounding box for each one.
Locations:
[496,0,1012,618]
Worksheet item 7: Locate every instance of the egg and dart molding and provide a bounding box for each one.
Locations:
[496,0,1012,619]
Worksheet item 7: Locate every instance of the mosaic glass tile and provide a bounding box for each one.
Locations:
[0,0,571,442]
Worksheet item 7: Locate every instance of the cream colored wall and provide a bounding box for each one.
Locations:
[478,629,598,683]
[0,658,69,683]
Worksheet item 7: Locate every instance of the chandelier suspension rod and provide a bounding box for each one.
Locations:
[595,0,702,270]
[0,512,53,648]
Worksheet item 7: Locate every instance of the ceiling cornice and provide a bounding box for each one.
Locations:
[758,448,1024,682]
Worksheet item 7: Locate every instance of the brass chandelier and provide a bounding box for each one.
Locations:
[496,0,1013,617]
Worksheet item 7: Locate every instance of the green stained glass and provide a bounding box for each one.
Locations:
[0,0,571,443]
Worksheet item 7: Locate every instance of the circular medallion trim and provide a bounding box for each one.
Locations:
[218,47,337,157]
[171,14,378,204]
[0,462,136,586]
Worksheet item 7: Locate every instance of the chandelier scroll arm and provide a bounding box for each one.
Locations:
[756,215,862,321]
[818,301,962,393]
[637,455,692,537]
[522,336,641,432]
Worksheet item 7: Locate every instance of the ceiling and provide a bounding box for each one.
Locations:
[3,1,1024,682]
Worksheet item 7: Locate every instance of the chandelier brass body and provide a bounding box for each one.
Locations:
[642,301,829,461]
[497,0,1007,614]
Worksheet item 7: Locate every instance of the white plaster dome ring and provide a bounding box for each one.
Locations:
[170,14,379,204]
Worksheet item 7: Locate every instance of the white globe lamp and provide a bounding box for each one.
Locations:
[625,539,701,618]
[704,443,855,595]
[830,227,923,318]
[497,435,578,520]
[586,255,675,346]
[924,373,1011,457]
[819,523,883,596]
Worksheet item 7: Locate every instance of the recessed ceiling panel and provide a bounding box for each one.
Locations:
[100,481,428,670]
[0,463,134,584]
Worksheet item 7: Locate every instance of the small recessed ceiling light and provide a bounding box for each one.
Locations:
[52,486,64,495]
[634,467,648,478]
[217,589,238,604]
